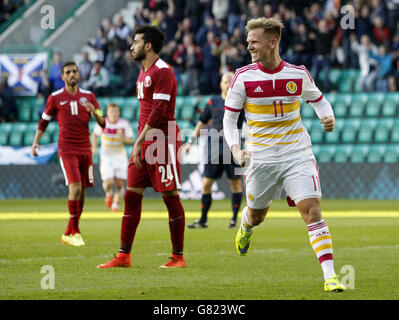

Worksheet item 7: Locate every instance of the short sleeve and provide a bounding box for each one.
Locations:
[153,68,174,102]
[199,99,212,124]
[224,72,245,112]
[41,94,57,121]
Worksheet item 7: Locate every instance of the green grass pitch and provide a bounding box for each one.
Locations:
[0,198,398,300]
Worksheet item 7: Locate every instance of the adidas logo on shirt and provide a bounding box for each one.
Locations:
[254,86,263,93]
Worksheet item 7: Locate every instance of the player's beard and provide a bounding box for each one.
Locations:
[133,46,146,62]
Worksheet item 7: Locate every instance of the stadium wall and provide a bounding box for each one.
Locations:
[0,163,399,199]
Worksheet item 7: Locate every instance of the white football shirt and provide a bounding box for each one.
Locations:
[225,60,327,163]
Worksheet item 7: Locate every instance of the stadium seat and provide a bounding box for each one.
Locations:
[301,103,315,119]
[12,123,27,133]
[334,145,353,162]
[324,119,344,144]
[367,144,386,163]
[328,70,341,90]
[341,118,361,144]
[317,145,336,162]
[338,78,353,93]
[349,93,368,117]
[179,106,195,120]
[350,145,369,162]
[391,120,399,143]
[310,120,324,144]
[97,97,111,109]
[18,104,31,122]
[8,132,23,146]
[23,131,35,146]
[365,93,384,117]
[333,94,352,118]
[381,94,397,117]
[121,106,135,120]
[178,120,194,130]
[357,118,378,143]
[384,145,399,163]
[374,119,394,143]
[131,121,139,139]
[324,92,336,106]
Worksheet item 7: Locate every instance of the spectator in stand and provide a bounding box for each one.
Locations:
[350,34,378,92]
[37,69,52,118]
[356,5,374,40]
[173,33,202,74]
[112,51,141,97]
[212,0,229,25]
[288,22,313,68]
[310,18,338,92]
[388,58,399,91]
[152,9,176,42]
[387,0,399,35]
[0,0,17,25]
[183,0,202,32]
[182,44,202,95]
[202,30,222,94]
[79,51,93,83]
[227,0,245,35]
[246,0,262,20]
[83,60,110,97]
[372,15,391,45]
[369,44,393,92]
[0,75,17,122]
[195,15,220,48]
[88,28,107,62]
[370,0,388,22]
[108,13,131,51]
[49,52,64,91]
[174,17,194,45]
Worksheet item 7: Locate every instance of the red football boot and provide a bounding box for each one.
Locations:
[97,252,131,268]
[159,254,186,268]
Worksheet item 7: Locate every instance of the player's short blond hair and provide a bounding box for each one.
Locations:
[245,17,284,41]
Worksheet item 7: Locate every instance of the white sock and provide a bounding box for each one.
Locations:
[241,206,254,233]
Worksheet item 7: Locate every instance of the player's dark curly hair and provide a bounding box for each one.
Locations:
[134,25,166,54]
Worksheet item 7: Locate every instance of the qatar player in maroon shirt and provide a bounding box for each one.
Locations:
[31,62,105,247]
[98,26,186,269]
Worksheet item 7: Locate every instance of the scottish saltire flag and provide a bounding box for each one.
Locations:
[0,52,48,96]
[0,143,57,164]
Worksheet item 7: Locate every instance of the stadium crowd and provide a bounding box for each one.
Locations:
[2,0,399,122]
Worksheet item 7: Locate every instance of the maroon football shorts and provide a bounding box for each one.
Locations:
[59,153,94,187]
[127,141,181,192]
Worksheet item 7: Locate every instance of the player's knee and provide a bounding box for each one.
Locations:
[202,178,214,194]
[69,183,82,200]
[229,179,242,193]
[298,198,322,224]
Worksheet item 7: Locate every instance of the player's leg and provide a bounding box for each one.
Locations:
[160,189,186,268]
[227,177,243,228]
[112,178,125,212]
[97,161,150,268]
[103,178,114,209]
[235,162,281,255]
[187,176,214,228]
[283,159,345,292]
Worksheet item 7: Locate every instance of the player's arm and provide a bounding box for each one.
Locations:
[117,129,134,145]
[301,67,335,132]
[223,75,250,167]
[85,94,106,128]
[91,132,99,155]
[32,95,55,157]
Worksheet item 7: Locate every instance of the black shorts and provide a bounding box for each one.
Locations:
[203,162,240,180]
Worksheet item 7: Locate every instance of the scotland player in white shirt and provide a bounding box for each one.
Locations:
[92,103,133,212]
[223,17,345,292]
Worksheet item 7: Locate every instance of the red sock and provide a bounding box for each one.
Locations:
[66,200,79,235]
[75,199,84,234]
[119,190,143,254]
[162,194,185,255]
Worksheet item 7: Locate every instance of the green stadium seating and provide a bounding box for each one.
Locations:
[338,78,353,93]
[324,93,336,106]
[381,94,398,117]
[18,103,31,122]
[317,145,336,162]
[301,103,315,119]
[310,120,324,144]
[349,93,368,117]
[178,120,194,130]
[121,106,135,120]
[131,121,139,139]
[384,145,399,163]
[325,127,340,144]
[365,93,384,117]
[8,132,23,146]
[179,106,195,120]
[333,94,352,118]
[334,145,353,162]
[391,120,399,143]
[198,95,212,110]
[374,118,394,143]
[357,118,378,143]
[350,145,369,162]
[367,144,386,163]
[341,118,361,144]
[23,131,35,146]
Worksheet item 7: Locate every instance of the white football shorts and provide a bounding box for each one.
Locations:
[244,157,322,209]
[99,153,128,181]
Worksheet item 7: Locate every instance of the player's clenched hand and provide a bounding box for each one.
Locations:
[84,102,95,115]
[321,116,335,132]
[132,141,143,169]
[231,145,251,167]
[31,143,40,157]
